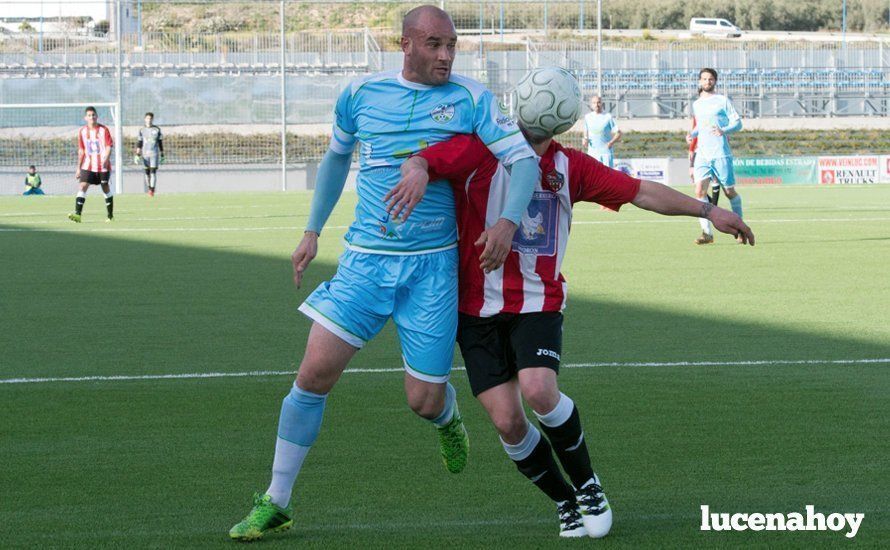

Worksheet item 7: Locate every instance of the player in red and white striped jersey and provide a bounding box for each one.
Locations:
[390,127,753,538]
[68,106,115,223]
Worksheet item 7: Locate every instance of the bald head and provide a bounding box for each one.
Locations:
[402,5,453,37]
[589,95,603,113]
[400,4,457,86]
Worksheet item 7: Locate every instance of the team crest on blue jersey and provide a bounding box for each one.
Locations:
[544,169,564,192]
[430,104,455,123]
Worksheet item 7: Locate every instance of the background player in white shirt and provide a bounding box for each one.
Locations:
[582,95,621,167]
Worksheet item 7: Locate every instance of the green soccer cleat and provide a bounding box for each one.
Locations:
[437,408,469,473]
[68,213,82,223]
[229,493,293,542]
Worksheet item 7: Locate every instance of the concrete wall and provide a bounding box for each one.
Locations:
[0,163,360,195]
[2,158,707,196]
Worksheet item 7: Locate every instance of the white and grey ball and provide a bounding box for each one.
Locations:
[513,67,582,138]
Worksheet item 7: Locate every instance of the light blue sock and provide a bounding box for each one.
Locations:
[278,384,327,446]
[729,195,743,218]
[431,382,456,427]
[266,384,327,507]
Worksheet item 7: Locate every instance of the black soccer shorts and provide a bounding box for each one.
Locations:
[457,311,563,397]
[79,170,111,186]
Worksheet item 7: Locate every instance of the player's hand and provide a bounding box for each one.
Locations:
[475,218,518,273]
[160,154,165,165]
[385,158,429,222]
[291,231,319,289]
[710,126,724,137]
[708,207,755,246]
[685,133,694,144]
[75,169,81,180]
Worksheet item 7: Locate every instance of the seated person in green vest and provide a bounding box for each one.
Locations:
[23,165,45,196]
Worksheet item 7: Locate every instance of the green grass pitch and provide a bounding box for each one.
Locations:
[1,185,888,548]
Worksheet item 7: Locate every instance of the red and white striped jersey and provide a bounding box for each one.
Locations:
[77,124,114,172]
[418,134,640,317]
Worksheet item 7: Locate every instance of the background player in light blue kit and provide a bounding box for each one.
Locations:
[687,68,744,244]
[229,5,539,541]
[582,95,621,167]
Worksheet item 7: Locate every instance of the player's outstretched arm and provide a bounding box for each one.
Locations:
[631,179,754,245]
[386,156,430,221]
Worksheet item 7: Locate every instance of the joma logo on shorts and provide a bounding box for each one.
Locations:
[536,349,560,360]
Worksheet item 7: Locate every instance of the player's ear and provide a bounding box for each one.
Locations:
[400,36,411,54]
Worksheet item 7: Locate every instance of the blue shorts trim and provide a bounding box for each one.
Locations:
[298,302,365,348]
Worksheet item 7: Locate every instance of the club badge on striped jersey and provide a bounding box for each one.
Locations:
[544,169,565,192]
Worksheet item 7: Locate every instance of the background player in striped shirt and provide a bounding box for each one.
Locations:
[135,112,164,197]
[68,106,114,223]
[391,120,752,538]
[229,6,539,541]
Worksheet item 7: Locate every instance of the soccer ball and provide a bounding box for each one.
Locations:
[513,67,582,138]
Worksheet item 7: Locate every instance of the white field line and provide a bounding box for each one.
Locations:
[0,203,306,218]
[0,225,339,233]
[0,214,309,225]
[2,217,890,233]
[1,358,887,385]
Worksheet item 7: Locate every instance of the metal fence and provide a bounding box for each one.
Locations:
[2,0,889,194]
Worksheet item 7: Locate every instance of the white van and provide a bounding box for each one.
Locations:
[689,18,742,38]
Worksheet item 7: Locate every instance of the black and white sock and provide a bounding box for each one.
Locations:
[502,423,575,503]
[536,393,594,489]
[75,191,86,215]
[104,191,114,217]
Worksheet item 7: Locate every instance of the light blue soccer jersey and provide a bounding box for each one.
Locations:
[329,70,534,254]
[691,94,742,160]
[584,112,617,154]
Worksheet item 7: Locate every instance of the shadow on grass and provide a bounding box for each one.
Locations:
[2,225,888,548]
[2,225,887,380]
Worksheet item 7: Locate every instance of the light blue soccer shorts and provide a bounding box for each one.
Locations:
[588,148,614,168]
[299,247,458,383]
[694,156,736,187]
